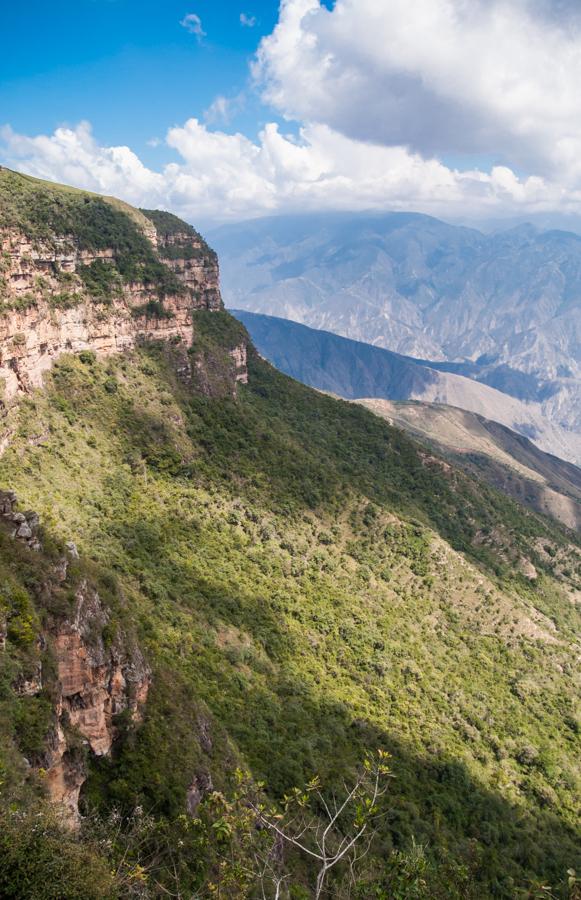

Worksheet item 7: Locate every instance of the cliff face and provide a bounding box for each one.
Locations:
[0,228,220,402]
[0,173,253,826]
[1,489,150,824]
[149,215,222,311]
[46,579,150,824]
[0,171,247,415]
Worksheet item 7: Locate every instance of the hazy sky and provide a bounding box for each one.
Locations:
[3,0,581,225]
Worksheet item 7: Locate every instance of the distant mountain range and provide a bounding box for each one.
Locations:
[211,212,581,435]
[234,310,581,466]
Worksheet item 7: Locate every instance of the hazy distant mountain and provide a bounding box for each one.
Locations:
[211,212,581,433]
[234,310,581,465]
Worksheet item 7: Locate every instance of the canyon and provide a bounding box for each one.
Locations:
[1,171,580,897]
[213,211,581,445]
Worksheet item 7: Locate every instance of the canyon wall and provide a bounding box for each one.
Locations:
[1,489,150,825]
[0,218,246,408]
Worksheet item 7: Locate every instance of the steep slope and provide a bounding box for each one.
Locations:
[212,212,581,434]
[234,309,581,464]
[0,168,246,410]
[2,338,581,898]
[358,399,581,531]
[0,175,580,899]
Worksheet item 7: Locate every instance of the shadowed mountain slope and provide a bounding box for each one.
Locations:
[0,173,580,899]
[234,309,581,465]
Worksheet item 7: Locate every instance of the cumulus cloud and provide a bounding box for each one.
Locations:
[4,0,581,225]
[180,12,205,40]
[0,123,165,206]
[1,119,574,226]
[254,0,581,182]
[240,13,257,27]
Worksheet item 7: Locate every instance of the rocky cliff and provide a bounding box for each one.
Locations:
[46,579,150,824]
[0,169,247,419]
[1,488,150,824]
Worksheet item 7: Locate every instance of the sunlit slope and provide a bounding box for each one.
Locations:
[1,314,580,896]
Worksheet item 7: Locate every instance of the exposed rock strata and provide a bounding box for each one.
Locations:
[44,580,150,823]
[1,490,150,824]
[156,228,222,311]
[0,223,245,408]
[0,233,221,402]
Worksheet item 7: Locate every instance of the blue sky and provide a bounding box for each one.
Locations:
[2,1,581,226]
[0,0,280,166]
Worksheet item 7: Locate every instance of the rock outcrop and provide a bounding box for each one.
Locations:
[0,226,226,403]
[44,579,150,824]
[0,488,41,550]
[0,172,251,439]
[229,343,249,386]
[154,225,222,312]
[1,489,150,824]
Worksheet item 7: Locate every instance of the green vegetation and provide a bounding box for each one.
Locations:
[78,259,123,303]
[141,208,217,263]
[0,314,580,896]
[0,803,117,900]
[0,168,184,301]
[131,299,175,320]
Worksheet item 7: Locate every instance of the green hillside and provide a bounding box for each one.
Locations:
[1,313,580,898]
[0,171,580,898]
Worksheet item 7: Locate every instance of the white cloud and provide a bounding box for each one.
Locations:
[0,123,165,206]
[240,12,257,27]
[204,93,245,125]
[254,0,581,183]
[180,12,205,40]
[2,119,575,226]
[4,1,581,226]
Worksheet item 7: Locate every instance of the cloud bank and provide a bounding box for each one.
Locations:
[256,0,581,180]
[3,0,581,224]
[1,119,565,225]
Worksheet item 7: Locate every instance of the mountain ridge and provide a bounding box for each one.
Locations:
[234,308,581,465]
[0,172,580,898]
[212,211,581,434]
[357,398,581,531]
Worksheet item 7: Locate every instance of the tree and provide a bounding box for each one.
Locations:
[203,750,392,899]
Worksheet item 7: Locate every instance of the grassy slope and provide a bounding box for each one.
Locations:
[0,312,580,896]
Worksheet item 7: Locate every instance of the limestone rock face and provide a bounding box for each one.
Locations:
[156,229,222,311]
[0,490,150,824]
[44,581,150,824]
[0,214,249,413]
[0,227,219,403]
[230,343,249,386]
